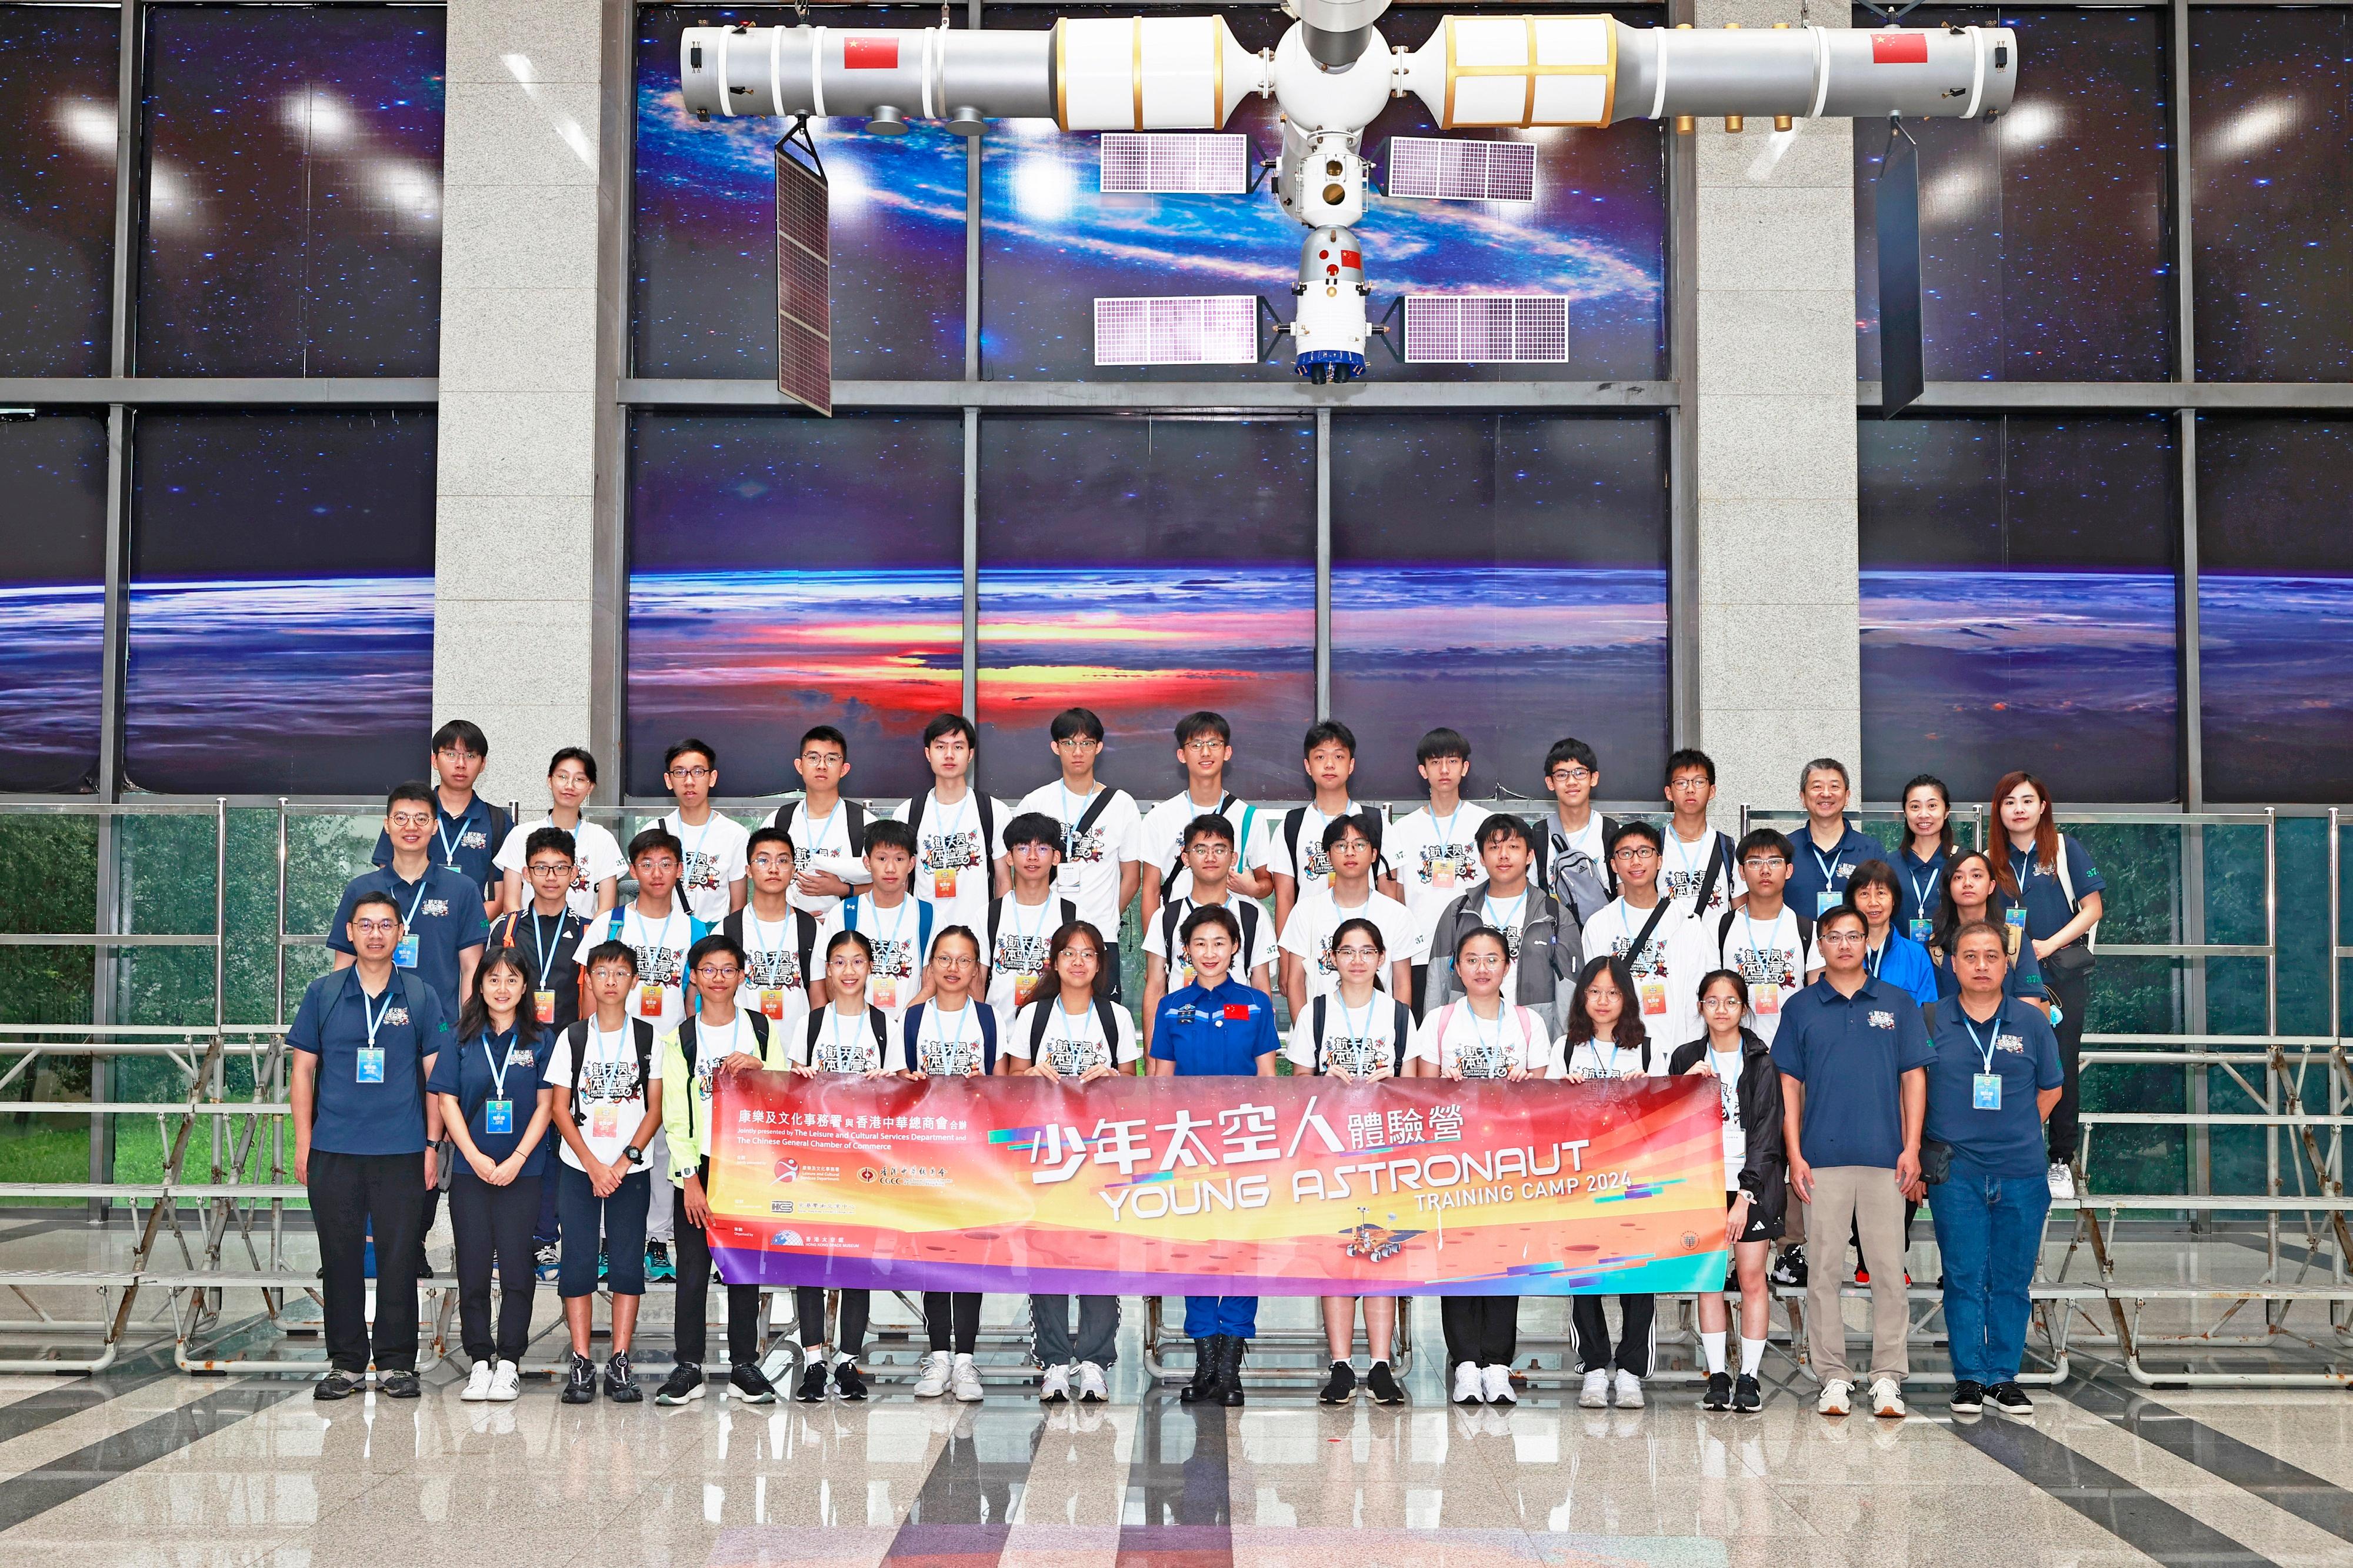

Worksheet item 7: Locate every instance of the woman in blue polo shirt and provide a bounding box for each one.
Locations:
[429,947,555,1402]
[1928,853,2047,1009]
[1844,861,1938,1007]
[1918,921,2064,1419]
[1992,772,2105,1199]
[1896,775,1956,942]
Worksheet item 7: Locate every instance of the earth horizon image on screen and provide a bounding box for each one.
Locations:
[677,0,2018,404]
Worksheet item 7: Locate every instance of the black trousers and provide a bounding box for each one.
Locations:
[675,1160,762,1368]
[449,1173,541,1363]
[2045,970,2091,1162]
[309,1150,427,1374]
[1440,1296,1519,1367]
[798,1286,872,1359]
[1571,1294,1655,1376]
[925,1291,981,1355]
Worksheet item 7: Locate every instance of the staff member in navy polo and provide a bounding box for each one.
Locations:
[333,781,489,1023]
[1993,770,2105,1200]
[1784,759,1881,919]
[372,719,511,922]
[1772,905,1934,1421]
[1150,905,1279,1408]
[290,888,451,1400]
[1894,775,1956,942]
[487,825,588,1276]
[1917,920,2064,1420]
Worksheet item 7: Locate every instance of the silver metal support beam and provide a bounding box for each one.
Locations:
[1855,381,2353,411]
[962,406,979,721]
[0,378,439,406]
[1314,406,1331,721]
[590,0,636,798]
[620,378,1678,410]
[1665,0,1697,749]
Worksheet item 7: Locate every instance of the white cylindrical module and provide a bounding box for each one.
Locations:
[1395,14,1617,129]
[1291,225,1369,383]
[681,23,1061,123]
[1054,14,1269,130]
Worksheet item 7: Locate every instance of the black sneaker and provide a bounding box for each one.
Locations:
[1318,1360,1357,1404]
[656,1361,705,1406]
[378,1370,422,1399]
[562,1352,598,1404]
[834,1362,868,1402]
[314,1370,362,1402]
[1732,1373,1762,1412]
[1365,1360,1405,1405]
[1701,1371,1733,1410]
[1950,1380,1985,1414]
[606,1352,641,1403]
[1768,1245,1807,1289]
[729,1363,778,1403]
[795,1361,832,1402]
[1988,1382,2035,1418]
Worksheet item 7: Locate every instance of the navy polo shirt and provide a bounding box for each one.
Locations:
[288,967,449,1156]
[426,1026,554,1177]
[1770,974,1935,1170]
[2005,835,2105,946]
[1785,822,1884,918]
[374,796,509,906]
[1923,996,2063,1179]
[1151,978,1280,1076]
[1895,846,1948,933]
[328,865,491,1021]
[488,907,588,1030]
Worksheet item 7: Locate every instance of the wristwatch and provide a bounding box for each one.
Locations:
[624,1144,644,1164]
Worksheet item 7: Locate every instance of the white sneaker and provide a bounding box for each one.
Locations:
[954,1352,986,1403]
[488,1360,521,1402]
[1038,1363,1071,1404]
[913,1350,952,1399]
[1613,1370,1644,1409]
[1074,1360,1108,1403]
[462,1360,495,1402]
[1870,1378,1907,1418]
[1817,1379,1853,1416]
[1481,1364,1516,1404]
[1578,1369,1610,1409]
[1453,1362,1485,1404]
[2048,1163,2077,1200]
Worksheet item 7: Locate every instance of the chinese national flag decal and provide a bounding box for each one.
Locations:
[1871,32,1929,63]
[1223,1004,1253,1021]
[844,36,899,68]
[1340,249,1362,269]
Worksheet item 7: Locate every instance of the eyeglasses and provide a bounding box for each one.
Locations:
[934,953,978,969]
[667,766,714,782]
[799,750,844,765]
[1701,993,1745,1009]
[1181,739,1227,755]
[1741,856,1788,870]
[1055,737,1103,751]
[694,964,741,980]
[1818,930,1865,946]
[434,746,482,762]
[1612,846,1659,863]
[1332,945,1384,961]
[1667,776,1711,792]
[353,919,402,936]
[387,812,434,830]
[526,859,574,875]
[1548,768,1594,785]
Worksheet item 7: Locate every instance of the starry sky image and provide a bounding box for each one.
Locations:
[0,5,118,378]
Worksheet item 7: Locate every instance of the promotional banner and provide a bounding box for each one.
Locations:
[705,1073,1729,1296]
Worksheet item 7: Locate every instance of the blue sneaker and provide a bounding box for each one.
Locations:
[597,1246,609,1281]
[535,1243,561,1283]
[645,1241,675,1283]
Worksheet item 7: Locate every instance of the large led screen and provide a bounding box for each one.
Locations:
[0,413,109,793]
[0,5,118,376]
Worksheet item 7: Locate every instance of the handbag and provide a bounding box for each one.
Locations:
[1919,1136,1953,1186]
[2042,838,2097,978]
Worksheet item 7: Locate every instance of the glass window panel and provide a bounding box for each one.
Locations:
[627,414,963,800]
[0,412,109,793]
[0,5,118,376]
[126,412,436,794]
[1331,415,1670,801]
[976,416,1315,800]
[2190,9,2353,381]
[1859,413,2179,803]
[2196,418,2353,802]
[1854,5,2172,382]
[137,6,445,376]
[980,6,1665,383]
[632,5,966,380]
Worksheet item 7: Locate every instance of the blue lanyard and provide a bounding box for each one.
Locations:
[1482,890,1527,931]
[435,805,469,867]
[481,1027,522,1103]
[1961,1007,2005,1075]
[928,1002,973,1065]
[1909,860,1940,911]
[398,876,430,929]
[1467,1003,1504,1071]
[361,984,395,1048]
[1864,940,1884,979]
[1811,840,1841,886]
[1338,993,1375,1065]
[528,912,562,990]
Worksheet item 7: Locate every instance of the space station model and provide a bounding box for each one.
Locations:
[679,0,2015,407]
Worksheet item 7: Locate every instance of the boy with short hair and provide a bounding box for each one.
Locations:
[1384,728,1495,1010]
[1785,757,1880,918]
[334,781,490,1023]
[815,818,935,1037]
[1278,816,1424,1018]
[1424,815,1582,1035]
[1578,820,1701,1044]
[721,825,822,1033]
[1659,748,1744,923]
[659,738,749,925]
[1014,708,1144,999]
[1531,737,1619,927]
[494,747,624,920]
[896,713,1008,937]
[1151,905,1281,1406]
[767,725,872,918]
[1139,711,1271,914]
[374,719,511,922]
[1271,721,1383,933]
[981,812,1076,1029]
[1141,815,1274,1048]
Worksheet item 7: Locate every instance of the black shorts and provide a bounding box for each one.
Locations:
[1727,1188,1782,1243]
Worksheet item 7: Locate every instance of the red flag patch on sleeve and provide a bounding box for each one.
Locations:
[1871,32,1929,63]
[844,36,899,68]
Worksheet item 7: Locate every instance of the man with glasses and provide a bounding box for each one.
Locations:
[768,726,872,919]
[1139,712,1271,917]
[1658,748,1743,923]
[373,720,511,923]
[334,783,489,1026]
[1772,905,1934,1420]
[1575,820,1701,1043]
[658,739,749,926]
[1015,708,1144,1000]
[1530,737,1617,928]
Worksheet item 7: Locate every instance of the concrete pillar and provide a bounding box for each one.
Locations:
[1691,2,1864,819]
[431,0,608,806]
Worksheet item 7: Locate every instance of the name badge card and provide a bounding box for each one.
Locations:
[639,983,665,1019]
[356,1047,386,1084]
[534,990,556,1025]
[393,934,419,969]
[1909,918,1934,945]
[760,988,786,1020]
[485,1099,514,1135]
[1972,1073,2002,1110]
[591,1103,620,1140]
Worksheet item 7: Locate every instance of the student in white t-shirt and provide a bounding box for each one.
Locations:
[896,713,1007,938]
[1270,720,1381,933]
[1141,813,1273,1049]
[495,746,624,920]
[813,819,935,1039]
[1278,815,1424,1017]
[1559,955,1668,1413]
[543,940,663,1404]
[1383,728,1495,1007]
[1578,821,1698,1043]
[899,927,995,1404]
[1698,828,1823,1046]
[656,738,748,925]
[1015,708,1143,997]
[767,725,872,919]
[1658,748,1745,923]
[721,825,820,1030]
[1138,710,1271,914]
[982,813,1075,1025]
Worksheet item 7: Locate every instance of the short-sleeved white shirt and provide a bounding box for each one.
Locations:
[1703,905,1821,1046]
[1658,828,1747,923]
[895,790,1005,935]
[790,1005,892,1075]
[571,906,693,1035]
[493,816,627,920]
[1284,992,1415,1076]
[1579,896,1696,1033]
[1140,790,1269,903]
[1002,999,1142,1077]
[1406,1002,1556,1078]
[1270,801,1383,892]
[1015,782,1144,934]
[1384,803,1497,928]
[900,999,994,1077]
[982,892,1069,1019]
[659,810,749,925]
[813,896,926,1035]
[541,1022,661,1172]
[1278,889,1428,1003]
[766,800,874,918]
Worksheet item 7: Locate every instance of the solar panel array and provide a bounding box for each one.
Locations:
[1093,296,1259,365]
[1099,133,1250,195]
[775,144,832,415]
[1386,137,1537,203]
[1403,295,1569,362]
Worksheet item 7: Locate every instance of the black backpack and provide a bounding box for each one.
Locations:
[1717,907,1817,977]
[802,1003,889,1072]
[1163,792,1248,881]
[904,791,997,876]
[1158,895,1261,967]
[1282,805,1388,882]
[675,1010,771,1145]
[1307,993,1415,1075]
[721,906,820,993]
[561,1016,658,1127]
[1027,994,1126,1070]
[986,894,1077,964]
